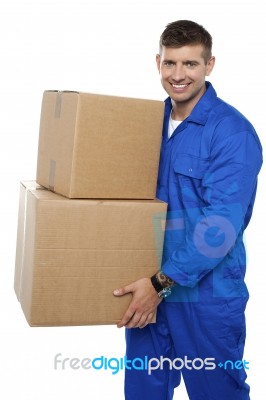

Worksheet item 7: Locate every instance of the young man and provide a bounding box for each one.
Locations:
[113,20,263,399]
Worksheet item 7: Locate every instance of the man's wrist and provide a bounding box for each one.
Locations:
[150,271,176,297]
[153,271,176,289]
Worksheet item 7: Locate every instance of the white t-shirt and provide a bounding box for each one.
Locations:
[168,115,182,138]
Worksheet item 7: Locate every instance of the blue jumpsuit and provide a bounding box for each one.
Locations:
[125,82,263,400]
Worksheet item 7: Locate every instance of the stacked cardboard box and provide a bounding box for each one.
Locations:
[36,91,164,199]
[14,90,167,326]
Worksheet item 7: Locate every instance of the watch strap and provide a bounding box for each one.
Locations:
[150,273,164,293]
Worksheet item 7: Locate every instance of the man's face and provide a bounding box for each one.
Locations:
[156,45,215,109]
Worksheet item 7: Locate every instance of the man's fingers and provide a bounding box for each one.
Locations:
[132,313,149,329]
[123,311,155,329]
[113,283,133,296]
[125,311,143,329]
[114,277,160,328]
[117,308,136,328]
[139,312,155,329]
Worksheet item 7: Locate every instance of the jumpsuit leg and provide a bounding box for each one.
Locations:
[125,283,250,400]
[124,303,181,400]
[164,296,250,400]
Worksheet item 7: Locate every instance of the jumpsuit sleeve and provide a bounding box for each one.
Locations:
[162,127,263,288]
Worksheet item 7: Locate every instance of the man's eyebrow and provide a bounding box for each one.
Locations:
[162,59,200,64]
[183,59,200,64]
[162,59,176,63]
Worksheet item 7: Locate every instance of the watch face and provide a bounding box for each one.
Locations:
[159,288,172,298]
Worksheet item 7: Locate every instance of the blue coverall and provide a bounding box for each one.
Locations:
[125,82,263,400]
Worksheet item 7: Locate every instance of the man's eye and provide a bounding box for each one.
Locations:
[163,61,174,67]
[186,62,197,68]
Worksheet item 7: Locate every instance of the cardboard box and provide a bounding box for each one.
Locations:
[14,181,167,326]
[36,90,164,199]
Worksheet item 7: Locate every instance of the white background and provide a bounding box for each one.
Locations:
[0,0,265,398]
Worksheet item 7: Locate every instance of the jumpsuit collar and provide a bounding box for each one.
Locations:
[163,82,218,140]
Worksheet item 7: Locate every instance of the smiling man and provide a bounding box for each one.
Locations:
[157,43,214,121]
[114,20,263,399]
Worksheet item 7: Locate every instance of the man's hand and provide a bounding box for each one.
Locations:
[113,277,162,329]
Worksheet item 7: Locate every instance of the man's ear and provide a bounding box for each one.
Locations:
[156,54,161,73]
[206,56,215,76]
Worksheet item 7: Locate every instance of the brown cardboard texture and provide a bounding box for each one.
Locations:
[14,181,167,326]
[36,91,164,199]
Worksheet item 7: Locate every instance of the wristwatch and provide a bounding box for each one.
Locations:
[157,287,172,298]
[151,274,172,298]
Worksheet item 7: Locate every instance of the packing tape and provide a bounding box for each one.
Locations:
[54,91,63,118]
[49,159,56,191]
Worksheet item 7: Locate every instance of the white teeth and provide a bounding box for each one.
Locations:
[172,84,187,88]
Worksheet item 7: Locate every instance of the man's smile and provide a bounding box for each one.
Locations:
[172,83,189,88]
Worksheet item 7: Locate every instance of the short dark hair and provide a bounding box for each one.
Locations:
[159,20,212,63]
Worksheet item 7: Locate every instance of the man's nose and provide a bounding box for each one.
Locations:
[172,64,186,81]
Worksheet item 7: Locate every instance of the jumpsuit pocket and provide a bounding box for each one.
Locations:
[173,153,210,179]
[173,154,210,205]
